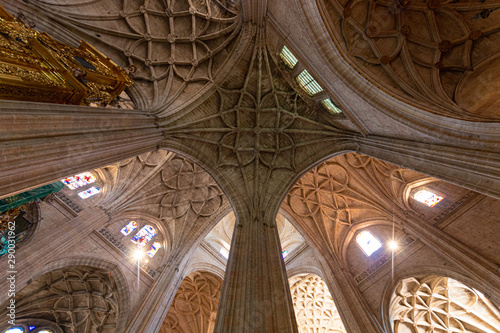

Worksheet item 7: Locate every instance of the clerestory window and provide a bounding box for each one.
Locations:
[356,231,382,256]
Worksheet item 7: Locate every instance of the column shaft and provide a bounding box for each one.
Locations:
[0,100,162,198]
[214,213,298,332]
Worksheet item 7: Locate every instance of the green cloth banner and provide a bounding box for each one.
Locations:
[0,181,64,213]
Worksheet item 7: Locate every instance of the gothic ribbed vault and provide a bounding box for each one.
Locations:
[0,0,500,332]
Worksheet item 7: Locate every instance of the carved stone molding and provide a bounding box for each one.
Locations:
[289,273,347,333]
[54,191,83,214]
[22,0,242,110]
[162,27,356,218]
[4,266,120,333]
[319,0,500,120]
[391,275,500,332]
[159,271,222,333]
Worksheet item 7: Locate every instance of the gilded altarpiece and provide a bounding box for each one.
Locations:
[0,5,132,105]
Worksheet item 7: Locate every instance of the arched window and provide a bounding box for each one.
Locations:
[391,275,500,332]
[77,186,100,199]
[120,221,138,236]
[413,189,443,207]
[356,230,382,256]
[146,242,161,258]
[131,225,156,248]
[61,172,96,190]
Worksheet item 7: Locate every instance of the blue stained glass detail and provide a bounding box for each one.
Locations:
[131,225,156,248]
[29,327,36,331]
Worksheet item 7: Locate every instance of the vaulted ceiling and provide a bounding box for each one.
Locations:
[1,0,500,331]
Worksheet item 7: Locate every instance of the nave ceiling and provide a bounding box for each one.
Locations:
[1,0,500,331]
[2,0,500,203]
[91,149,491,287]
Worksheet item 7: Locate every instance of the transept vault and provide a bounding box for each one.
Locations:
[0,0,499,332]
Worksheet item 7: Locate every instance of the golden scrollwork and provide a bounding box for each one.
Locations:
[0,4,133,106]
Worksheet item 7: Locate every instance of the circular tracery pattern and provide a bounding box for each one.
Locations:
[391,275,500,332]
[289,274,347,333]
[9,266,119,333]
[26,0,241,109]
[319,0,500,120]
[159,271,222,333]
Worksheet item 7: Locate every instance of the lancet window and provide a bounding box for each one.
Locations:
[61,171,101,200]
[119,221,162,258]
[120,221,138,236]
[147,242,161,258]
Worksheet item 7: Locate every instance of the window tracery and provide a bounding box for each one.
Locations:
[296,70,324,95]
[391,275,500,333]
[321,98,343,114]
[289,274,347,333]
[280,46,298,69]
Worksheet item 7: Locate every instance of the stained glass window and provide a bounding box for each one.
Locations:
[5,328,23,333]
[297,70,323,95]
[321,99,342,114]
[282,250,289,258]
[28,327,36,332]
[413,190,443,207]
[77,186,100,199]
[121,221,138,236]
[280,46,298,69]
[61,172,96,190]
[147,242,161,258]
[356,231,382,256]
[131,225,156,248]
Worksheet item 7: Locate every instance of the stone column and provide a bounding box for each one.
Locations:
[0,100,162,198]
[317,253,384,332]
[214,209,298,333]
[123,254,188,333]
